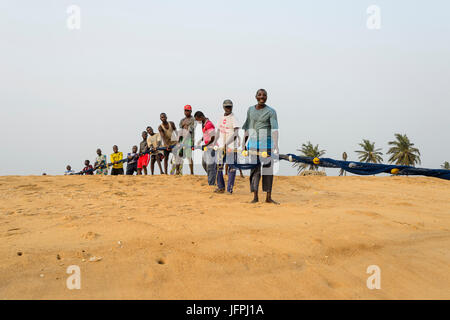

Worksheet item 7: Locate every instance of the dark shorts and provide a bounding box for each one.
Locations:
[111,168,124,175]
[151,153,164,161]
[126,163,137,175]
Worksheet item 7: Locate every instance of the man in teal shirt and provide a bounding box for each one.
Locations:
[242,89,279,204]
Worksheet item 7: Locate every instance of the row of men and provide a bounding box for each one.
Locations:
[65,89,279,203]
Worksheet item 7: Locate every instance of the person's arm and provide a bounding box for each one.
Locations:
[196,126,203,146]
[270,110,279,153]
[204,123,215,147]
[243,132,249,151]
[190,124,195,149]
[272,130,279,153]
[215,128,221,147]
[241,109,250,150]
[225,127,240,149]
[170,121,178,143]
[178,119,184,143]
[205,135,215,147]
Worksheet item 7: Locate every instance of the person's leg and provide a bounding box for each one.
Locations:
[126,165,132,175]
[169,155,176,175]
[249,155,261,203]
[225,152,236,193]
[163,150,169,174]
[142,155,148,175]
[189,158,194,175]
[119,168,124,175]
[150,156,155,175]
[176,151,183,175]
[183,143,194,175]
[227,167,236,193]
[137,157,142,175]
[206,149,217,186]
[216,157,225,191]
[157,155,163,174]
[261,156,278,204]
[202,154,208,174]
[216,169,225,191]
[239,168,244,178]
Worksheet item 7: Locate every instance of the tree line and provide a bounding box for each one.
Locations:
[294,133,449,174]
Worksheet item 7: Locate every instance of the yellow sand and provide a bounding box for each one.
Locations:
[0,175,449,299]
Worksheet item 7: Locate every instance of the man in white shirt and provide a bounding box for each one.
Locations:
[215,99,240,194]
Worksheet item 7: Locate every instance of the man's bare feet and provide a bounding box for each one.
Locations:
[266,192,280,205]
[250,198,259,203]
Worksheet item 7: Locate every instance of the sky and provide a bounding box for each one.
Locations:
[0,0,449,176]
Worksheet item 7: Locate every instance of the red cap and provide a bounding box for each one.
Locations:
[184,105,192,111]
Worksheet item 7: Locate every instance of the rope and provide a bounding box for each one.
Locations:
[69,145,450,180]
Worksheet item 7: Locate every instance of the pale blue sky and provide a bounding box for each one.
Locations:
[0,0,449,175]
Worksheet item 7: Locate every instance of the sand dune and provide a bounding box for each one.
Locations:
[0,175,449,299]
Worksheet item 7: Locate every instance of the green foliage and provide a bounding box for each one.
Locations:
[387,133,421,166]
[355,139,383,163]
[294,141,326,174]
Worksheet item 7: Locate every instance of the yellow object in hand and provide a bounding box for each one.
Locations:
[261,151,268,158]
[242,150,249,157]
[391,168,399,175]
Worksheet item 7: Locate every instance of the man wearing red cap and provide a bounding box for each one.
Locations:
[178,105,195,175]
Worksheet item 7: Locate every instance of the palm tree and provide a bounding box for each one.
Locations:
[354,139,383,163]
[387,133,421,166]
[441,161,450,170]
[294,141,326,174]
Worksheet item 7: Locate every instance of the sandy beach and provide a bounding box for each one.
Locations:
[0,175,449,299]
